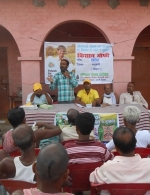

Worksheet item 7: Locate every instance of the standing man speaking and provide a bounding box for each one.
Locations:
[47,59,78,103]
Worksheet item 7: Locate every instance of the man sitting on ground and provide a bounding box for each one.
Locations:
[26,82,53,105]
[120,82,148,108]
[64,112,113,164]
[90,127,150,191]
[75,79,100,107]
[60,108,95,142]
[2,107,61,153]
[106,105,150,151]
[100,84,119,105]
[12,144,73,195]
[0,125,37,183]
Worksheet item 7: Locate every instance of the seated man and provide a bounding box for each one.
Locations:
[0,125,37,183]
[26,82,53,105]
[12,144,72,195]
[2,107,61,153]
[75,79,100,107]
[60,108,95,142]
[100,84,119,105]
[106,105,150,151]
[120,82,148,108]
[64,112,113,164]
[90,127,150,189]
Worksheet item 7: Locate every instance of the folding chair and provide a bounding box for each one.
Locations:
[91,183,150,195]
[63,162,103,192]
[61,139,78,146]
[0,179,37,194]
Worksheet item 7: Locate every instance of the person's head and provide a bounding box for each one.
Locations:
[67,108,79,126]
[104,84,112,95]
[34,144,69,188]
[12,124,35,151]
[7,107,25,128]
[123,106,141,126]
[75,112,95,135]
[57,45,67,59]
[113,127,136,155]
[83,79,91,91]
[33,83,42,97]
[127,82,135,94]
[60,59,69,72]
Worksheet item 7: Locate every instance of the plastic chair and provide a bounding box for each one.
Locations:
[9,148,40,157]
[61,139,78,146]
[112,147,150,158]
[63,162,103,192]
[90,183,150,195]
[0,179,37,194]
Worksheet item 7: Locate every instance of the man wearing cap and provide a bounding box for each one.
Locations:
[26,83,53,105]
[75,79,100,107]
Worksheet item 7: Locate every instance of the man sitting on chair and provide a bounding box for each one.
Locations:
[0,125,37,183]
[26,82,53,105]
[119,82,148,109]
[90,127,150,191]
[60,108,94,142]
[106,105,150,151]
[12,144,73,195]
[64,112,113,164]
[75,79,100,107]
[100,84,119,106]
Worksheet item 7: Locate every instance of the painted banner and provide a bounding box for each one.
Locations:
[55,112,119,142]
[44,42,113,84]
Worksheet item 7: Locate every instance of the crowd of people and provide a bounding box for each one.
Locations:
[0,58,150,194]
[0,103,149,194]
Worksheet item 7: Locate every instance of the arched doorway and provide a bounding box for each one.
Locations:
[132,25,150,108]
[0,25,21,118]
[40,21,109,98]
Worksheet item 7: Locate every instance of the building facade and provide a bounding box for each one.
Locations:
[0,0,150,117]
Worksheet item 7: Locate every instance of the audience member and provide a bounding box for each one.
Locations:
[2,107,61,153]
[64,112,113,164]
[12,144,73,195]
[120,82,148,108]
[90,127,150,191]
[0,125,37,182]
[60,108,94,142]
[100,84,119,105]
[75,79,100,107]
[47,59,78,103]
[26,82,53,105]
[106,106,150,151]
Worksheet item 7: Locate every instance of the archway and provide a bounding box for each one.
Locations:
[132,25,150,108]
[0,25,21,117]
[39,21,109,98]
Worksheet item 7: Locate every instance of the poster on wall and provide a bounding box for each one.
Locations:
[44,42,113,84]
[55,112,119,142]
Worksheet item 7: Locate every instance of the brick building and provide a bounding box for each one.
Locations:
[0,0,150,117]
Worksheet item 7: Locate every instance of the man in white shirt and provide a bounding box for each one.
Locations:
[106,105,150,151]
[60,108,95,142]
[26,83,53,105]
[120,82,148,108]
[90,127,150,195]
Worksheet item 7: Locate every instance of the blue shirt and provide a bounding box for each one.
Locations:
[26,93,52,105]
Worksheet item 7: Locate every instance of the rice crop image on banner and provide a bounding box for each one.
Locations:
[98,113,119,142]
[76,43,113,84]
[44,42,76,84]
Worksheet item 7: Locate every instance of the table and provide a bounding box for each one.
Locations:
[24,104,150,131]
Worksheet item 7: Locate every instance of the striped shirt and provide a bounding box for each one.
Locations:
[64,140,114,164]
[49,71,78,102]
